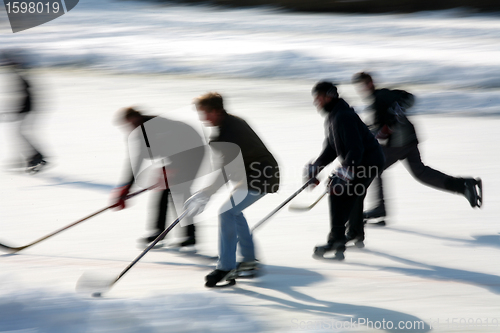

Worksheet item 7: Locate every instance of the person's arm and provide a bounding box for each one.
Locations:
[339,112,364,171]
[393,89,415,110]
[314,138,338,168]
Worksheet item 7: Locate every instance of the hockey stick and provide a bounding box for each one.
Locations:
[76,208,190,297]
[288,189,328,212]
[0,185,157,254]
[251,178,317,232]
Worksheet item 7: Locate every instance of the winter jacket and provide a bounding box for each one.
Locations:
[371,88,417,147]
[314,98,384,176]
[210,112,280,194]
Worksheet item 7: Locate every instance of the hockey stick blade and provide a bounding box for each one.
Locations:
[77,209,190,296]
[0,185,157,253]
[289,190,327,212]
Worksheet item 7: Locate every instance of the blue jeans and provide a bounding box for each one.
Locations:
[216,190,265,271]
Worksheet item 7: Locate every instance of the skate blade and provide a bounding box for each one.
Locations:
[312,252,345,261]
[226,269,261,280]
[26,161,48,174]
[346,240,365,249]
[205,279,236,288]
[476,178,483,208]
[364,218,386,227]
[323,252,345,261]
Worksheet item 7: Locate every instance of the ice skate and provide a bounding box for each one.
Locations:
[313,243,345,260]
[463,178,482,208]
[345,234,365,248]
[225,260,262,280]
[26,159,47,174]
[205,269,235,288]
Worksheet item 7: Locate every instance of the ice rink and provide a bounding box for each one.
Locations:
[1,1,500,332]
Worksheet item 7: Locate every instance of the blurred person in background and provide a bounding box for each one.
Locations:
[305,82,385,260]
[113,107,206,247]
[1,51,47,173]
[352,72,482,222]
[184,92,280,287]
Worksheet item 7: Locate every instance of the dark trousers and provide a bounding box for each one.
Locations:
[328,173,378,248]
[372,142,455,211]
[18,113,44,163]
[154,189,195,239]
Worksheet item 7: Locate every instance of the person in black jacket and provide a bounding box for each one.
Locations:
[185,92,280,287]
[352,72,482,221]
[305,82,385,260]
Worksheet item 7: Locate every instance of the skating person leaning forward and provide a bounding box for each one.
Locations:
[305,82,385,260]
[184,92,280,287]
[113,107,206,247]
[352,72,482,222]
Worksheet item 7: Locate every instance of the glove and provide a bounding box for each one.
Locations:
[183,191,210,217]
[112,185,131,210]
[303,163,321,188]
[328,167,354,196]
[375,125,392,140]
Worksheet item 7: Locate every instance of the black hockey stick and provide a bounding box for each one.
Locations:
[251,178,317,232]
[288,188,328,212]
[76,208,190,297]
[0,185,157,253]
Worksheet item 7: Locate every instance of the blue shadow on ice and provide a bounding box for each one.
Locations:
[385,227,500,250]
[193,263,429,332]
[350,249,500,296]
[37,175,114,192]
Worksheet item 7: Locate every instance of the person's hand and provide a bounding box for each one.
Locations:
[183,191,210,217]
[375,125,392,140]
[328,167,354,196]
[304,163,321,189]
[112,185,130,210]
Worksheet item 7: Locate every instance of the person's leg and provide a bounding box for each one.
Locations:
[327,191,354,251]
[154,189,169,232]
[19,112,44,165]
[347,175,377,242]
[364,146,403,218]
[403,144,453,190]
[170,182,196,245]
[217,191,265,271]
[404,144,482,207]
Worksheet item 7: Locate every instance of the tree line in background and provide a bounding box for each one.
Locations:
[163,0,500,12]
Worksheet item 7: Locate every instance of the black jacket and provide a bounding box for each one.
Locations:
[314,98,384,176]
[371,88,417,147]
[210,113,280,194]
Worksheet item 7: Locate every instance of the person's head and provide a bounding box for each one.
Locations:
[194,92,226,126]
[352,72,375,97]
[312,81,338,111]
[118,107,144,129]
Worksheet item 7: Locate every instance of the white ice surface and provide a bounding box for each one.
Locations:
[0,71,499,332]
[0,1,500,332]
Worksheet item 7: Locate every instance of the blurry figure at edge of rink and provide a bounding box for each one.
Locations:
[1,50,47,174]
[113,107,206,247]
[305,81,385,260]
[352,72,483,222]
[184,92,280,287]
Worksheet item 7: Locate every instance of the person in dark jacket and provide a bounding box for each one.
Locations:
[185,92,280,287]
[2,53,47,173]
[305,81,385,260]
[113,107,206,247]
[352,72,482,221]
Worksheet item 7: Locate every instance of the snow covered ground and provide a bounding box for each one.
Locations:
[1,1,500,332]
